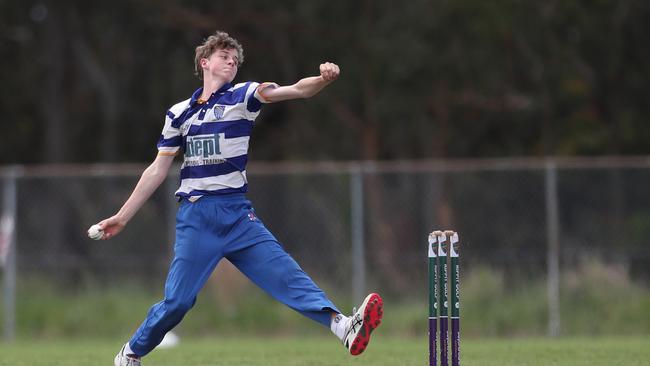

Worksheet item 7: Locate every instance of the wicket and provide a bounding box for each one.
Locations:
[428,230,460,366]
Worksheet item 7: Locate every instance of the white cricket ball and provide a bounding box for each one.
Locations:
[87,224,104,240]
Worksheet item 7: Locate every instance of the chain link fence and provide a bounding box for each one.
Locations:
[2,157,650,338]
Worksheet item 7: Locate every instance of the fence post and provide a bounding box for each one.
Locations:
[545,159,561,337]
[2,167,19,342]
[350,163,366,303]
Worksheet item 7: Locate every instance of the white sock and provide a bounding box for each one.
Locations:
[124,342,137,357]
[330,313,350,341]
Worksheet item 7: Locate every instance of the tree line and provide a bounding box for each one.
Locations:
[2,0,650,164]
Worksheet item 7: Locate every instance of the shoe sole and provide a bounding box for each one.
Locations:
[350,293,383,356]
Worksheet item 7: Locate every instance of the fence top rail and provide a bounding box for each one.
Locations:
[2,156,650,178]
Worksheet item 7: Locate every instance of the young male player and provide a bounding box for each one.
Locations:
[90,31,383,366]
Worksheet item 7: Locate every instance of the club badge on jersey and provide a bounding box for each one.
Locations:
[213,105,225,120]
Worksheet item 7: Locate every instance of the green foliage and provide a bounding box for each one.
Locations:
[7,259,649,339]
[364,262,650,338]
[3,1,650,163]
[460,263,650,336]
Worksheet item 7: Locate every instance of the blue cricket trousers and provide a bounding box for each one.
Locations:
[129,194,340,356]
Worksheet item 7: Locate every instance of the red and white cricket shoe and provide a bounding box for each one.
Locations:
[343,293,384,356]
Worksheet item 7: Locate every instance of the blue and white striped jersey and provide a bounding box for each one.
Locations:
[157,81,274,198]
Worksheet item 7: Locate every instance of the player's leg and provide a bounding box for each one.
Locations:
[226,240,383,355]
[121,200,225,358]
[224,198,383,355]
[227,240,340,325]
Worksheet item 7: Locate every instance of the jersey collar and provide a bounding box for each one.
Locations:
[190,83,233,105]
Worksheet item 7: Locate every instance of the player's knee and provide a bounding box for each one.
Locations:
[165,298,195,318]
[274,263,302,287]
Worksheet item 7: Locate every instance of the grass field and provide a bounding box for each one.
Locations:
[0,336,648,365]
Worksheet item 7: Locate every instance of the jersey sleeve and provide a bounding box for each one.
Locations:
[156,109,182,156]
[246,81,279,113]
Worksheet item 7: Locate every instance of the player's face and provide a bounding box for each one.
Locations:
[205,48,239,82]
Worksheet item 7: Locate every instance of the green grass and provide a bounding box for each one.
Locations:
[0,336,648,365]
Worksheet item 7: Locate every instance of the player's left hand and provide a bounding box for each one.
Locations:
[320,62,340,82]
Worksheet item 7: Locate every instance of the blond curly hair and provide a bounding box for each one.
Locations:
[194,31,244,79]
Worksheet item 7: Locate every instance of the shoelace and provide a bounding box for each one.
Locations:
[343,308,364,346]
[118,349,141,366]
[124,356,141,366]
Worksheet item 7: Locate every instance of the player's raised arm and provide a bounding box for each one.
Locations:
[92,153,175,240]
[258,62,340,103]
